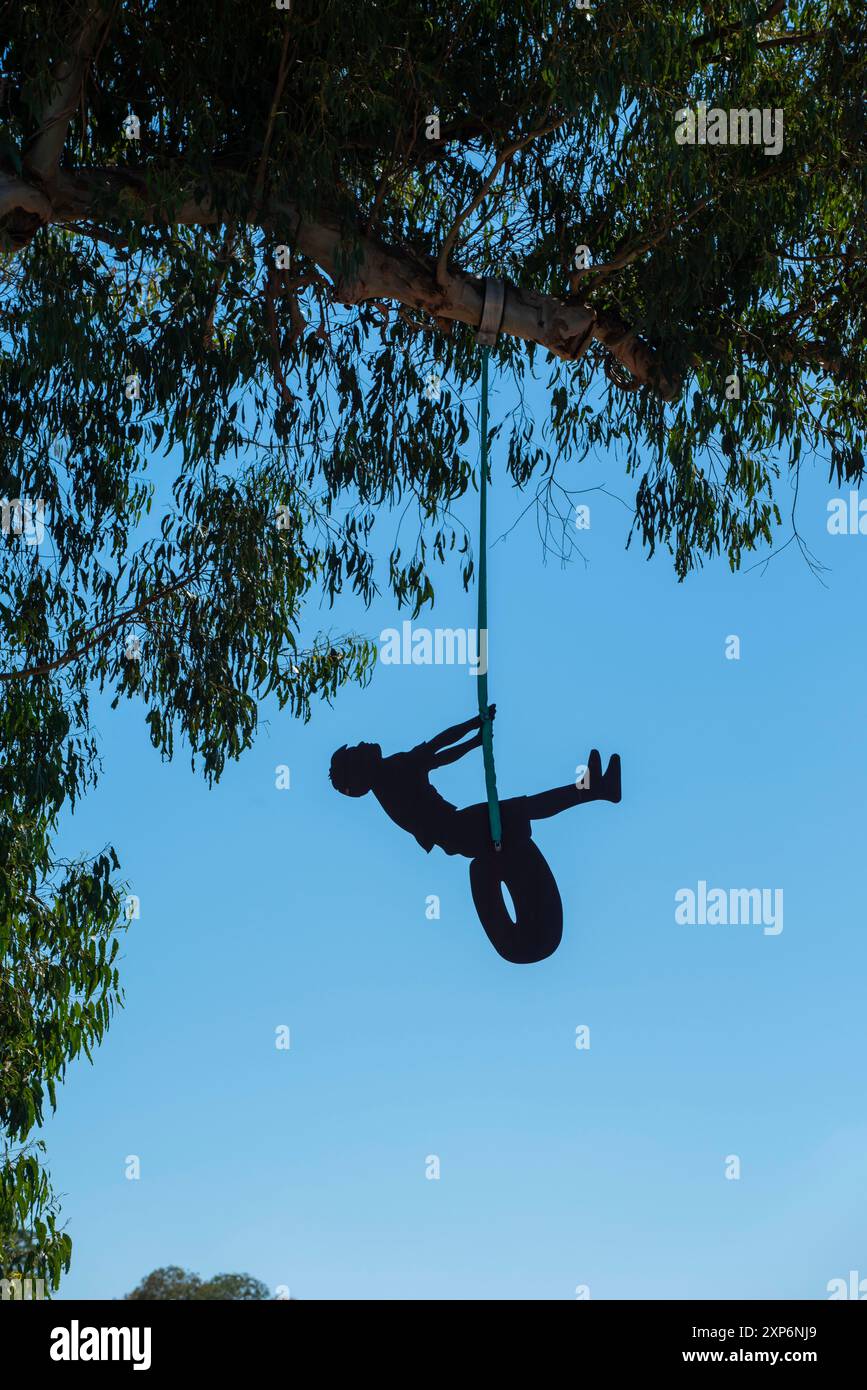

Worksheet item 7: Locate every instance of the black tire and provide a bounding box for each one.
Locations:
[469,840,563,964]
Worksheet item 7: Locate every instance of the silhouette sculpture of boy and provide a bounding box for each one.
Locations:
[330,709,621,964]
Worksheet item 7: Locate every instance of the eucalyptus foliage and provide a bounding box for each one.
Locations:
[124,1265,273,1301]
[0,0,864,1286]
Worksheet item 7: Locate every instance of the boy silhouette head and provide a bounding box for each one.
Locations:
[329,741,382,797]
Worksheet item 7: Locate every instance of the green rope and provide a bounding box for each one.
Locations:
[477,348,502,849]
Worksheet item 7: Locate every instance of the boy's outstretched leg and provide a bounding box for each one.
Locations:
[524,750,621,822]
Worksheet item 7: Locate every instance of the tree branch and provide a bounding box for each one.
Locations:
[252,27,293,214]
[435,117,564,288]
[0,566,204,683]
[201,228,237,349]
[0,164,679,398]
[692,0,786,50]
[0,177,52,250]
[21,0,113,191]
[263,262,298,406]
[702,325,848,379]
[752,31,820,49]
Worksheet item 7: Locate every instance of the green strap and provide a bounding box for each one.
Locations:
[477,348,502,849]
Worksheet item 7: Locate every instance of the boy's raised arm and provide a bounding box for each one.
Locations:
[428,714,480,751]
[414,707,495,767]
[431,732,483,768]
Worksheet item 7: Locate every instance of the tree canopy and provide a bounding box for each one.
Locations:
[1,0,864,1289]
[124,1264,274,1300]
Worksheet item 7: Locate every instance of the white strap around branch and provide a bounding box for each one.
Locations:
[475,278,506,347]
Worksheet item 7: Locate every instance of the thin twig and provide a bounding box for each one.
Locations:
[435,116,566,288]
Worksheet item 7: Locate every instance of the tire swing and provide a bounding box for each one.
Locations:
[470,841,563,965]
[469,282,564,965]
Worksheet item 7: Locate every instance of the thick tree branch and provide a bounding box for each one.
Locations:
[21,1,112,191]
[0,177,52,250]
[0,165,678,398]
[328,212,677,397]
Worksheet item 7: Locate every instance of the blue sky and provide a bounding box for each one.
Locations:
[42,364,867,1301]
